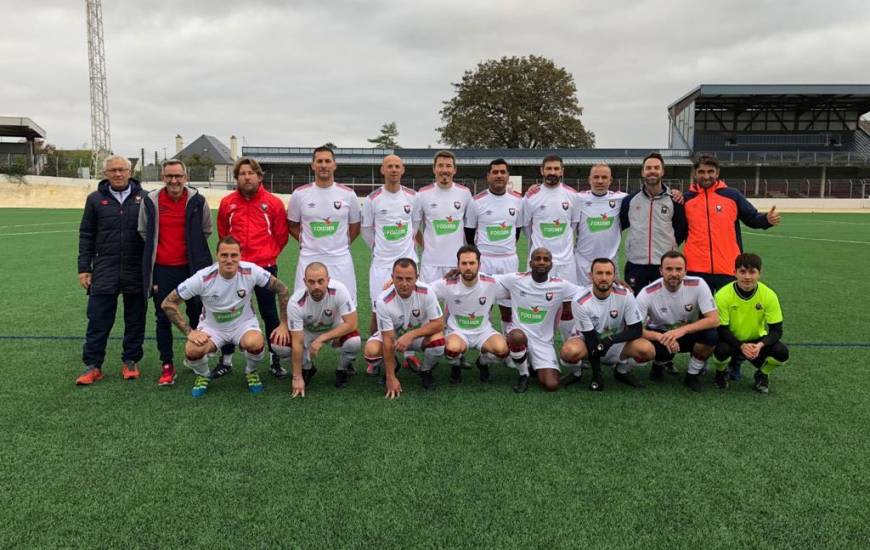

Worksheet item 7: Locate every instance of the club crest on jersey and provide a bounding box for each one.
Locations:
[237,290,246,298]
[261,203,268,212]
[333,201,342,210]
[324,309,333,317]
[135,196,141,203]
[545,291,554,301]
[684,304,694,312]
[479,296,487,305]
[307,202,316,208]
[609,309,619,318]
[561,201,569,210]
[453,201,461,210]
[454,299,461,304]
[404,204,411,214]
[716,205,723,213]
[412,308,421,317]
[609,199,616,208]
[509,207,516,216]
[755,303,763,310]
[661,205,669,214]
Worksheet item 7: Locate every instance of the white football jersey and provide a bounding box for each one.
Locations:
[374,281,443,336]
[430,274,506,335]
[464,189,523,256]
[572,284,642,338]
[574,190,627,261]
[635,276,717,331]
[361,185,420,267]
[287,183,361,259]
[177,261,271,331]
[494,272,581,342]
[287,279,356,333]
[418,183,473,267]
[521,183,579,265]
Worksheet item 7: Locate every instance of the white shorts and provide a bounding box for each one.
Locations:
[295,256,357,304]
[446,327,501,352]
[420,264,452,285]
[575,255,619,287]
[481,254,518,307]
[369,263,394,307]
[367,331,425,352]
[199,318,262,350]
[549,262,579,286]
[512,327,559,371]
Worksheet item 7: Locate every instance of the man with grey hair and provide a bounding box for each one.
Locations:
[76,155,147,385]
[574,163,627,286]
[138,159,213,386]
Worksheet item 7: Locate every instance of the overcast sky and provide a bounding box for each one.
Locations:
[3,0,869,158]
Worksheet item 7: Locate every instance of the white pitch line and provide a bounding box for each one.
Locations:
[0,229,77,237]
[745,232,870,245]
[783,219,870,227]
[0,221,78,229]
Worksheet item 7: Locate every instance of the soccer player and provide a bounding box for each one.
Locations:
[139,159,213,386]
[76,155,147,385]
[574,163,627,286]
[364,258,446,397]
[361,154,420,335]
[288,145,361,299]
[429,245,510,385]
[272,262,361,395]
[711,253,789,394]
[463,158,522,332]
[635,251,719,392]
[417,150,472,284]
[216,157,290,378]
[564,258,655,390]
[683,154,780,293]
[161,236,291,398]
[522,154,580,341]
[620,152,687,295]
[494,247,582,393]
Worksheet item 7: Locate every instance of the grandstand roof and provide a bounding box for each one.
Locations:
[669,84,870,118]
[0,116,46,140]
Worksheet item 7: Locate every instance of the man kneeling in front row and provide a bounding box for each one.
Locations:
[161,236,290,397]
[272,262,361,397]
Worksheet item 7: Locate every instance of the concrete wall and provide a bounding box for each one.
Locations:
[1,175,868,211]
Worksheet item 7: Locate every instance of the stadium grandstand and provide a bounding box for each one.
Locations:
[243,84,870,199]
[0,116,46,174]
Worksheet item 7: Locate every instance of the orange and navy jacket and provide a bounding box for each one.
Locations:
[217,184,289,267]
[683,180,772,276]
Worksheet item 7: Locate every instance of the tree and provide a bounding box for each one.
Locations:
[367,122,401,148]
[438,55,595,149]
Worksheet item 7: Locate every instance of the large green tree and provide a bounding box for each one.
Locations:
[438,55,595,149]
[367,122,401,148]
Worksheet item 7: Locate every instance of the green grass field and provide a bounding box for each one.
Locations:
[1,208,869,548]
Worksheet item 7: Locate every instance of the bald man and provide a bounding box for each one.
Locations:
[361,155,421,335]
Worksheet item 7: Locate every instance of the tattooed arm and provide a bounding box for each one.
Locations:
[161,290,191,335]
[267,275,291,346]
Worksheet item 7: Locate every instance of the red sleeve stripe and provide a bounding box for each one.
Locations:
[414,285,428,294]
[683,278,700,287]
[202,269,218,282]
[645,282,662,293]
[578,292,593,304]
[383,289,397,303]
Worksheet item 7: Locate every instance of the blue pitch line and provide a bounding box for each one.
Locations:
[0,335,869,348]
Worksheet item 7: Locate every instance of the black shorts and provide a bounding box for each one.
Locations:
[651,328,718,361]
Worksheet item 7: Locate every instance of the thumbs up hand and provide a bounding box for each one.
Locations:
[767,205,781,225]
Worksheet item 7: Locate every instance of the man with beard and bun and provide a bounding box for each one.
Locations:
[430,246,510,385]
[494,247,582,393]
[574,163,627,286]
[216,157,289,379]
[416,151,472,284]
[635,251,719,392]
[272,262,361,395]
[562,258,655,390]
[365,258,445,397]
[464,158,522,333]
[288,145,361,299]
[161,236,291,398]
[521,155,580,343]
[361,155,420,337]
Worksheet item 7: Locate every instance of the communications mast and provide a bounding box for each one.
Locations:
[85,0,112,173]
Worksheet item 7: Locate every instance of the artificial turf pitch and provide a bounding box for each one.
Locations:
[0,208,868,548]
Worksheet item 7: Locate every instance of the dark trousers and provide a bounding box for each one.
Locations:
[152,264,202,364]
[82,292,146,368]
[624,262,662,295]
[688,272,736,294]
[222,264,279,358]
[714,339,790,368]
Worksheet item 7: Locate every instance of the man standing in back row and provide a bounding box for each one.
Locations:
[574,163,626,286]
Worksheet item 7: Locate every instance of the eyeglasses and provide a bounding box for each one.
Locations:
[163,174,186,180]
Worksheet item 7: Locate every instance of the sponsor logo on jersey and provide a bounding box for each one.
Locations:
[610,309,619,318]
[310,218,340,237]
[455,313,484,330]
[382,222,408,241]
[539,220,567,238]
[306,320,333,333]
[479,296,487,305]
[334,201,342,210]
[100,199,109,205]
[561,201,570,210]
[684,304,694,312]
[214,307,244,324]
[485,223,512,241]
[586,214,614,233]
[307,202,316,208]
[508,207,516,216]
[237,289,246,298]
[545,291,554,301]
[432,218,461,235]
[454,201,462,210]
[404,204,411,214]
[517,306,546,324]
